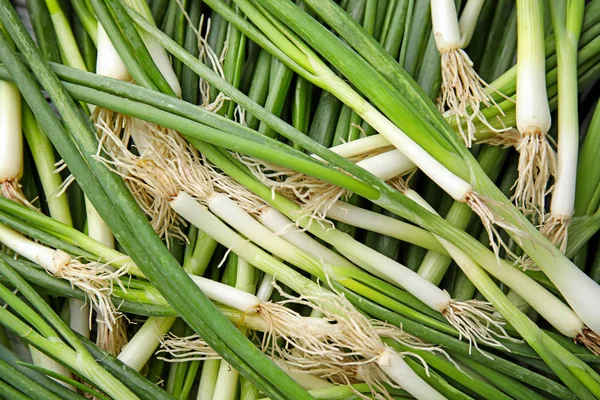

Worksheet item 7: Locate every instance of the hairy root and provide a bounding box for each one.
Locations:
[93,117,221,243]
[157,333,221,362]
[235,150,408,228]
[96,315,129,356]
[50,257,129,330]
[443,299,516,356]
[438,49,505,147]
[540,214,570,253]
[465,192,522,261]
[1,180,37,209]
[512,131,556,219]
[577,329,600,356]
[234,154,341,228]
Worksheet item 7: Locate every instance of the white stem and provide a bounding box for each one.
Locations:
[0,223,70,273]
[551,138,577,218]
[274,361,334,390]
[206,194,353,280]
[377,348,446,400]
[85,197,114,249]
[29,346,75,390]
[319,134,391,159]
[69,299,90,337]
[516,0,551,135]
[256,274,275,302]
[142,33,182,97]
[431,0,462,51]
[197,359,220,400]
[458,0,486,47]
[325,201,447,255]
[358,105,472,201]
[188,274,261,312]
[96,24,130,81]
[212,360,239,400]
[328,233,452,311]
[258,207,354,268]
[118,317,177,371]
[170,192,325,298]
[355,149,415,182]
[0,81,23,181]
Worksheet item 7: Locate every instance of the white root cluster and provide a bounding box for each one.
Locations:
[577,329,600,356]
[159,285,449,399]
[96,314,129,356]
[464,192,523,261]
[0,180,36,209]
[513,131,556,219]
[479,128,557,221]
[158,333,222,362]
[94,110,214,242]
[52,256,129,330]
[539,214,570,253]
[443,299,514,355]
[439,49,505,147]
[235,149,409,228]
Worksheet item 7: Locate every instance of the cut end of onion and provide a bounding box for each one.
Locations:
[438,49,503,148]
[443,298,518,356]
[512,130,557,219]
[577,328,600,356]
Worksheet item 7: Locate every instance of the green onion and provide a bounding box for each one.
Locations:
[540,0,585,251]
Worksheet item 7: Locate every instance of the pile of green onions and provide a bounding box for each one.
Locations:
[1,0,600,399]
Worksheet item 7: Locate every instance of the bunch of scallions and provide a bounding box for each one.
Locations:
[1,0,600,399]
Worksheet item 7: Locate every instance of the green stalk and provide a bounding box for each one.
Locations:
[237,0,466,171]
[0,379,33,400]
[291,74,312,150]
[258,58,294,138]
[22,106,72,226]
[0,5,314,399]
[340,287,575,399]
[45,0,87,70]
[246,0,600,345]
[454,354,548,400]
[17,363,109,400]
[387,341,516,400]
[246,50,271,129]
[75,334,176,400]
[25,0,62,63]
[181,0,202,104]
[576,101,600,216]
[0,346,83,400]
[307,91,343,147]
[69,0,98,45]
[0,261,139,400]
[221,7,247,118]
